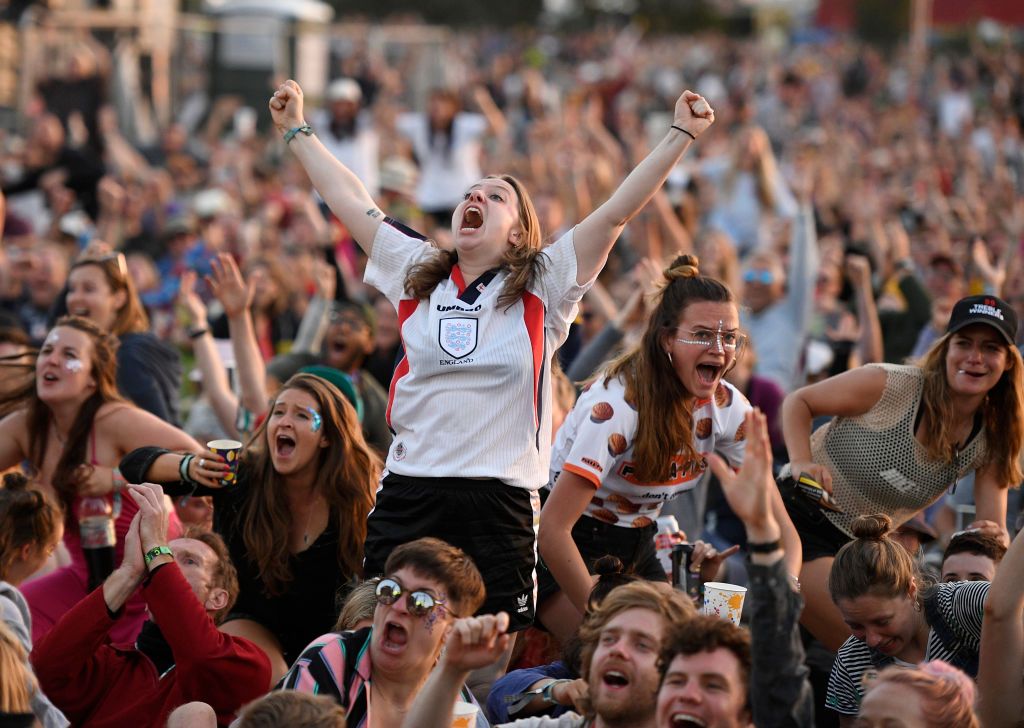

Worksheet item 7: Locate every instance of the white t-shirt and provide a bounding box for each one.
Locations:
[549,376,750,526]
[364,218,592,489]
[312,109,380,197]
[395,112,487,212]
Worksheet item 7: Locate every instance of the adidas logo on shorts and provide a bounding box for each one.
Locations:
[516,593,530,613]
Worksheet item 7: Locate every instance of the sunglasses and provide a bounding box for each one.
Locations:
[743,269,774,285]
[76,252,129,280]
[375,577,457,619]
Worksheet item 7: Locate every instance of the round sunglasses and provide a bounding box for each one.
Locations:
[375,577,458,619]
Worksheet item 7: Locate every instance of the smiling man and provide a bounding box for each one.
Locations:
[402,580,693,728]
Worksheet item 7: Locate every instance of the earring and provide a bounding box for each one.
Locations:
[666,349,673,364]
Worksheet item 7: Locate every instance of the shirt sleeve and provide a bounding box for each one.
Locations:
[278,633,347,703]
[942,580,990,644]
[535,228,594,333]
[825,640,868,716]
[557,381,634,489]
[363,219,435,307]
[711,386,752,468]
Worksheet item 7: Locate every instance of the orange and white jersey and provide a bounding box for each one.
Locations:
[549,375,750,527]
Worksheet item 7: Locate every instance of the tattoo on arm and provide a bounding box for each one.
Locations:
[366,208,382,219]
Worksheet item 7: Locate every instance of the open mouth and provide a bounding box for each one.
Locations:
[696,364,721,386]
[383,621,408,650]
[42,372,59,383]
[602,670,630,689]
[670,715,707,727]
[460,206,483,232]
[959,369,986,379]
[275,434,296,457]
[70,307,91,318]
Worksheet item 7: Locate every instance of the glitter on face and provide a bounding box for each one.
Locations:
[423,592,448,634]
[307,407,322,432]
[64,358,84,373]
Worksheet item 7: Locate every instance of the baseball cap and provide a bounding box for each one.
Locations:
[326,78,362,104]
[945,294,1018,345]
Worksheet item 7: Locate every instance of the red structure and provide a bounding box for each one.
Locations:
[817,0,1024,28]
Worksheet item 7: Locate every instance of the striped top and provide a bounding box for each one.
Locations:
[279,627,487,727]
[826,580,989,716]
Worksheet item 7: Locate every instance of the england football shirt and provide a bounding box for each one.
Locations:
[364,218,592,489]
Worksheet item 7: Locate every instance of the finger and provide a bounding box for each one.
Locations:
[820,468,833,493]
[719,544,741,560]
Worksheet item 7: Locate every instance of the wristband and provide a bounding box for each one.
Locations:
[179,453,196,485]
[747,539,782,554]
[144,545,173,566]
[542,679,571,706]
[283,124,313,144]
[671,124,697,141]
[187,327,209,340]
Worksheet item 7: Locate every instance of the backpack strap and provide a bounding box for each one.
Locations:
[923,590,979,677]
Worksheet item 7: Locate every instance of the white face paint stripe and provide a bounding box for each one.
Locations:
[65,358,84,373]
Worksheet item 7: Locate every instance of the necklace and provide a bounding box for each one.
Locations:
[301,492,323,547]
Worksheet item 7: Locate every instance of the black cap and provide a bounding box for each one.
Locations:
[946,295,1018,345]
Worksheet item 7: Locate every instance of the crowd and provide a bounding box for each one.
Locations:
[1,17,1024,728]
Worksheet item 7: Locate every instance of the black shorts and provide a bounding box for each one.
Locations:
[364,473,540,632]
[777,475,851,563]
[537,515,666,604]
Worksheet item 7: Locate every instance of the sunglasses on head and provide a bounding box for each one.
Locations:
[77,252,128,280]
[743,269,774,285]
[375,577,456,619]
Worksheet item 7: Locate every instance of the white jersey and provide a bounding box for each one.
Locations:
[549,376,750,527]
[365,218,592,489]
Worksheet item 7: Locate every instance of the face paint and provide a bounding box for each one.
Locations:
[423,592,448,634]
[45,331,60,346]
[64,358,84,373]
[306,407,322,433]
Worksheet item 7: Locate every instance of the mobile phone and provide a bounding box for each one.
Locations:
[796,472,843,512]
[671,543,701,602]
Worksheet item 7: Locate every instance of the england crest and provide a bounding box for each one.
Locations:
[439,317,478,358]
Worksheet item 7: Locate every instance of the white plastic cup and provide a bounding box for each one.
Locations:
[450,701,479,728]
[702,582,747,625]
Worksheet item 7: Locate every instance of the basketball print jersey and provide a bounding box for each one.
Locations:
[364,218,592,489]
[548,376,750,527]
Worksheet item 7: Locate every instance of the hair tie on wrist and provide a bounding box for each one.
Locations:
[671,125,697,141]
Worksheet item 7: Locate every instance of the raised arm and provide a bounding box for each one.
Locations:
[178,270,239,437]
[978,526,1024,727]
[572,90,714,284]
[207,253,268,417]
[269,80,383,254]
[709,409,814,728]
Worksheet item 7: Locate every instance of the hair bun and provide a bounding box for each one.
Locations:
[593,555,626,577]
[2,473,30,492]
[664,254,701,283]
[851,514,893,540]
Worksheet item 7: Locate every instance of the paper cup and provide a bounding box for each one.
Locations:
[207,439,242,485]
[702,582,747,625]
[451,701,479,728]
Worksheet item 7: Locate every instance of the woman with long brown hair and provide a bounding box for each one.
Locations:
[62,249,183,424]
[781,294,1023,654]
[537,255,801,639]
[120,373,379,682]
[0,316,199,643]
[269,78,716,660]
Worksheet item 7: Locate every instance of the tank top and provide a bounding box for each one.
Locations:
[810,364,987,536]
